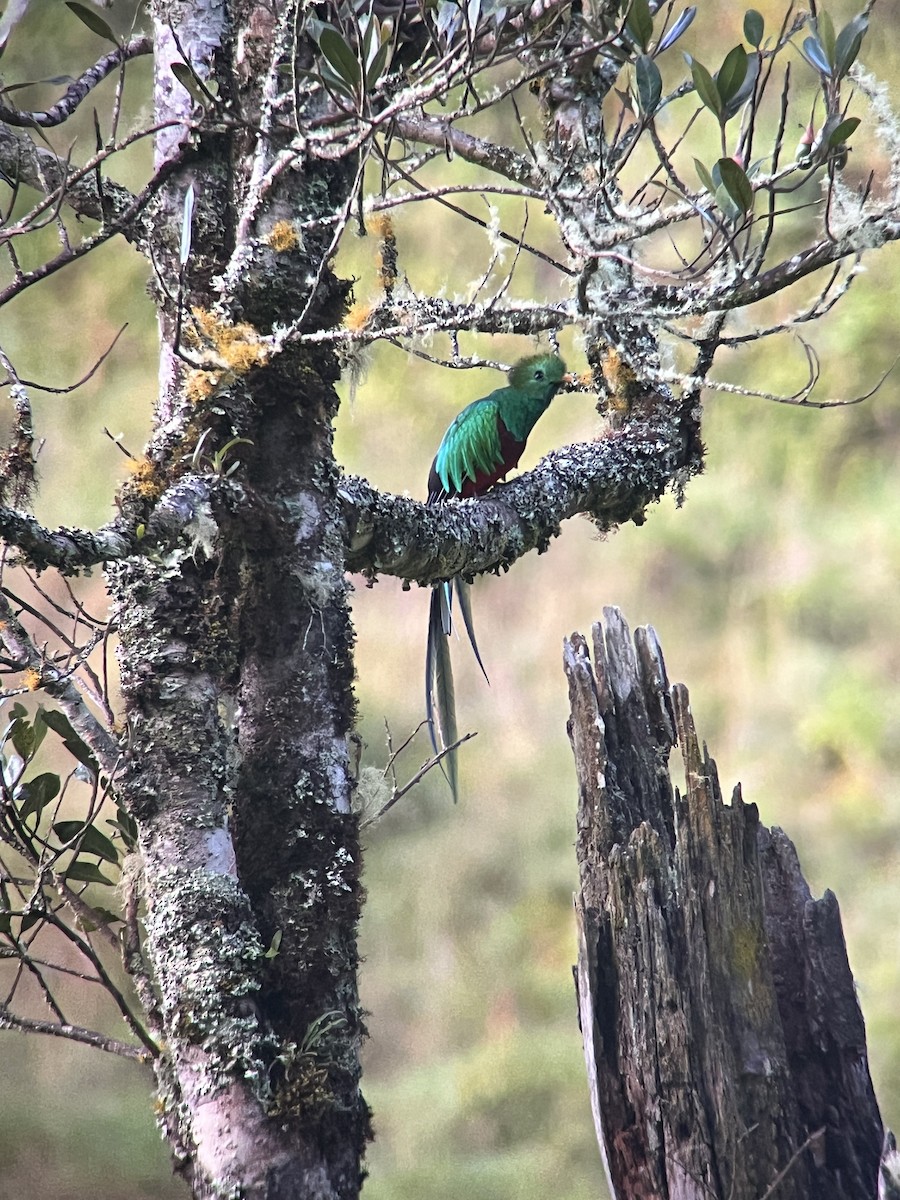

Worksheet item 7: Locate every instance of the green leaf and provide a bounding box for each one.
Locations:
[53,820,120,864]
[365,39,392,90]
[171,62,210,106]
[828,116,861,147]
[714,156,753,216]
[318,26,361,90]
[77,906,122,931]
[693,157,716,193]
[689,57,722,119]
[107,805,138,850]
[834,13,868,80]
[9,712,42,762]
[265,929,283,958]
[40,709,98,776]
[814,11,836,65]
[802,36,832,75]
[64,860,114,886]
[625,0,653,51]
[743,9,764,48]
[65,1,118,43]
[18,772,60,822]
[716,45,748,105]
[634,54,662,115]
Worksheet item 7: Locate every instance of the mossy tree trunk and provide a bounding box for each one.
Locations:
[106,5,369,1195]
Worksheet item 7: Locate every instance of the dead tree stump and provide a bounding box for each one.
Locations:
[564,607,886,1200]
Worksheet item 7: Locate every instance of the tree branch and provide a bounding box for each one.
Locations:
[390,114,542,188]
[341,406,698,583]
[0,590,120,776]
[0,506,136,572]
[0,123,137,225]
[0,1006,150,1060]
[0,36,152,128]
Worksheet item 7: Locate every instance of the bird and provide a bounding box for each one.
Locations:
[425,351,570,799]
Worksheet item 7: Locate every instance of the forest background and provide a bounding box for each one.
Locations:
[0,0,898,1197]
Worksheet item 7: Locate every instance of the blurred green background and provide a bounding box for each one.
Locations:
[1,3,899,1198]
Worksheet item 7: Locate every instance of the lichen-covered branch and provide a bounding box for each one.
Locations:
[0,505,136,572]
[0,124,139,226]
[341,405,698,583]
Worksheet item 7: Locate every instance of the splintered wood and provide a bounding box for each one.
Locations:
[564,607,885,1200]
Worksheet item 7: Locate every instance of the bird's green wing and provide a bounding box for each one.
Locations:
[433,395,503,495]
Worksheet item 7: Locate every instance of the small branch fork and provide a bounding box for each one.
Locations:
[360,721,477,826]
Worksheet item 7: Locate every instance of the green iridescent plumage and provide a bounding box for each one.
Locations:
[426,353,569,799]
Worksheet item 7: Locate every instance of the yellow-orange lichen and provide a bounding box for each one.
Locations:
[344,301,375,332]
[365,211,394,240]
[125,457,165,500]
[265,220,302,253]
[187,308,269,375]
[185,369,221,405]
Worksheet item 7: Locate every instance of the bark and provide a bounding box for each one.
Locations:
[565,607,884,1200]
[105,3,369,1195]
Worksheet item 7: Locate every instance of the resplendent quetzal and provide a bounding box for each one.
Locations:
[425,352,570,798]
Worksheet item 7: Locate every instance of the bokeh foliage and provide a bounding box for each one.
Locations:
[1,0,899,1196]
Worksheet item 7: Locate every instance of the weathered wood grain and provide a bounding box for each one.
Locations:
[565,607,884,1200]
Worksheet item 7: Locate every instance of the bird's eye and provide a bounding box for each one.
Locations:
[534,369,544,380]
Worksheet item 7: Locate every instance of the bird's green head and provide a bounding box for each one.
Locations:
[508,353,569,397]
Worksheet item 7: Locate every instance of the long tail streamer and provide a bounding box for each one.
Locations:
[425,579,490,802]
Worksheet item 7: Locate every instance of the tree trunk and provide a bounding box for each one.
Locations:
[564,607,885,1200]
[106,5,369,1195]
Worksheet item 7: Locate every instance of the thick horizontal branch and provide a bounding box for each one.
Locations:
[0,124,137,226]
[0,506,136,572]
[0,35,152,128]
[341,412,697,584]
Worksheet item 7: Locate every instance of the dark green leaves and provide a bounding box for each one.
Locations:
[54,820,119,864]
[715,157,754,217]
[635,55,662,115]
[305,14,393,104]
[687,42,758,124]
[801,10,869,80]
[171,62,215,108]
[828,115,861,148]
[695,157,755,220]
[688,57,721,119]
[833,13,868,78]
[626,0,654,53]
[19,772,60,823]
[41,708,98,778]
[717,46,748,107]
[65,1,118,44]
[64,860,114,886]
[319,26,361,92]
[743,10,764,49]
[7,703,46,762]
